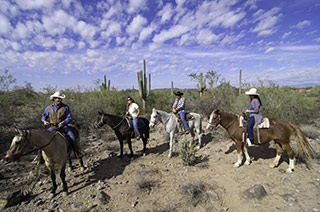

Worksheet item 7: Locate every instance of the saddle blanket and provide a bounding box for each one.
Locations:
[239,116,270,128]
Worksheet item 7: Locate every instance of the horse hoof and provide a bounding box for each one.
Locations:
[269,163,276,168]
[168,154,172,158]
[244,161,251,166]
[234,163,240,168]
[286,168,293,173]
[62,191,68,197]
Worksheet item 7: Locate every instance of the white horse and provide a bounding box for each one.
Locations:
[149,108,203,158]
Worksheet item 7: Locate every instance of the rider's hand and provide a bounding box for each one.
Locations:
[58,122,63,128]
[172,108,176,113]
[43,121,50,126]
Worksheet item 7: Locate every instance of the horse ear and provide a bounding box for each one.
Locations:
[215,109,220,114]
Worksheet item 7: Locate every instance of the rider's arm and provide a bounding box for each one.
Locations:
[134,107,141,119]
[41,106,50,123]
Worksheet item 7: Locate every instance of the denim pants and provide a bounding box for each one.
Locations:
[132,118,141,137]
[179,111,189,130]
[246,116,255,142]
[48,125,78,150]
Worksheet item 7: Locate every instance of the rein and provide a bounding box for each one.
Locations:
[101,113,125,130]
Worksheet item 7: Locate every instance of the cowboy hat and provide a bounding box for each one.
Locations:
[245,88,259,96]
[174,91,184,96]
[50,91,66,100]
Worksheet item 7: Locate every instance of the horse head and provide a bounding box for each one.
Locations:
[149,108,159,128]
[95,111,105,129]
[206,109,221,130]
[5,129,33,162]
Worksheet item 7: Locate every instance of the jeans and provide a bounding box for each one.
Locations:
[179,111,189,130]
[132,118,141,137]
[246,116,255,142]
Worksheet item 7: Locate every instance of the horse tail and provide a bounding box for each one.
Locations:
[289,122,315,161]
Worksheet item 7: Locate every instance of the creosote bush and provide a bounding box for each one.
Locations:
[178,140,199,166]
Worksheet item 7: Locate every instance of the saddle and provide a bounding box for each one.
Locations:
[175,112,194,132]
[126,117,145,138]
[239,116,270,128]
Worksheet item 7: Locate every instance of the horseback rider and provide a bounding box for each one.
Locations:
[33,91,81,163]
[172,91,190,134]
[244,88,263,146]
[126,96,141,140]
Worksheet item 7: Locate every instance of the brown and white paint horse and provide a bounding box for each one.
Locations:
[6,129,84,197]
[206,109,314,173]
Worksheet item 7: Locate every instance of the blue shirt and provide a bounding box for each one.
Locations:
[248,103,254,117]
[41,103,72,126]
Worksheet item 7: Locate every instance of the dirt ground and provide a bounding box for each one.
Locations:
[0,120,320,212]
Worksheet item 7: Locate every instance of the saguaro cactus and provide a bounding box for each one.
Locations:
[171,81,174,96]
[239,69,242,95]
[137,59,151,110]
[197,72,206,97]
[100,75,110,92]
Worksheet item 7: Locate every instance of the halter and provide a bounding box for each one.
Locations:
[208,114,221,128]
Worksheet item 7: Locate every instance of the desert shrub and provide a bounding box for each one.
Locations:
[181,182,210,207]
[178,140,199,166]
[301,125,320,140]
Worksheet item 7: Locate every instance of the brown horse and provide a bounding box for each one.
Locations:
[6,129,85,197]
[206,109,315,173]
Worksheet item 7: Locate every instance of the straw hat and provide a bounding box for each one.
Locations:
[50,91,66,100]
[245,88,259,96]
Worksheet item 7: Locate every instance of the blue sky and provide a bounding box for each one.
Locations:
[0,0,320,91]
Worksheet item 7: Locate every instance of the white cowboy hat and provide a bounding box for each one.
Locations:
[50,91,66,100]
[245,88,259,96]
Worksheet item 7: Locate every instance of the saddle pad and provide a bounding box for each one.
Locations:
[258,118,270,128]
[239,116,244,127]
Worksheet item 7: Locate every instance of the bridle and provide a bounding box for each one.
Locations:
[208,114,221,129]
[97,113,125,130]
[6,130,57,158]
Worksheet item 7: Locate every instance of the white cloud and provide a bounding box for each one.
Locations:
[101,21,121,38]
[0,0,19,16]
[0,14,13,35]
[126,15,147,36]
[293,20,311,29]
[78,41,86,49]
[127,0,146,14]
[196,29,219,45]
[157,3,174,24]
[15,0,55,10]
[56,38,75,50]
[139,24,157,42]
[314,37,320,42]
[220,32,244,46]
[153,24,189,44]
[12,22,29,39]
[252,7,282,36]
[265,47,275,53]
[87,49,100,58]
[282,31,292,39]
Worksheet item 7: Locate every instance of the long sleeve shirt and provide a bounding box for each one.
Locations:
[172,97,186,113]
[41,103,72,126]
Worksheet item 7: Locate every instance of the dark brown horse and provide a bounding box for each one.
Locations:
[95,112,150,157]
[206,109,315,173]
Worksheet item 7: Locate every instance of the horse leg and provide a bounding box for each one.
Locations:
[67,156,73,172]
[78,156,85,171]
[195,126,202,148]
[49,168,57,198]
[270,142,283,168]
[168,131,175,158]
[243,145,251,166]
[141,134,147,156]
[60,164,68,196]
[119,139,124,158]
[283,143,295,173]
[127,138,134,157]
[234,141,243,168]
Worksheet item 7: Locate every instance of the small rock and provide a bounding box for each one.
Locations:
[313,208,319,212]
[97,191,110,205]
[132,201,138,207]
[242,184,267,200]
[71,202,83,210]
[35,199,44,206]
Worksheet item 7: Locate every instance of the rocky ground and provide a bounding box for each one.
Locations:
[0,120,320,212]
